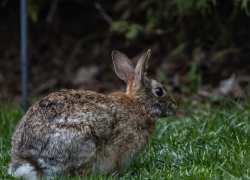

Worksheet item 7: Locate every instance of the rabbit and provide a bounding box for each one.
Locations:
[8,50,177,180]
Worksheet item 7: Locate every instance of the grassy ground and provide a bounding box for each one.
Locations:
[0,97,250,180]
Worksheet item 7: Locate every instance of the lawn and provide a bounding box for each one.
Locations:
[0,97,250,180]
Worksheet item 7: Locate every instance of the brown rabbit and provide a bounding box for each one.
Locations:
[8,50,177,180]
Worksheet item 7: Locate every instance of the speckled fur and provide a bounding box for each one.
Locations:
[9,50,177,179]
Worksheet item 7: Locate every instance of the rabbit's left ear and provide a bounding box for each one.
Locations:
[112,50,135,85]
[135,50,150,87]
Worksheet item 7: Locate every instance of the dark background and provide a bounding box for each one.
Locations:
[0,0,249,108]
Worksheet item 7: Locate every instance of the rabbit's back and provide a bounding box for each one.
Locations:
[14,89,115,136]
[11,89,117,176]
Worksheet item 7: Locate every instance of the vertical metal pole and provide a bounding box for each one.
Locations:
[249,1,250,87]
[249,0,250,93]
[21,0,28,112]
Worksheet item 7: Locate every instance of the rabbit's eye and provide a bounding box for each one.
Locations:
[154,87,163,96]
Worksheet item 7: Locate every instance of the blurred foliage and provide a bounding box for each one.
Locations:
[189,60,202,93]
[171,0,217,15]
[188,47,203,93]
[23,0,249,66]
[110,21,143,40]
[28,0,38,23]
[111,0,248,36]
[170,42,188,56]
[110,0,248,60]
[241,0,249,14]
[211,48,240,61]
[3,0,247,98]
[158,70,169,86]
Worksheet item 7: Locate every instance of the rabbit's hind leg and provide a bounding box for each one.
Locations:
[8,158,41,180]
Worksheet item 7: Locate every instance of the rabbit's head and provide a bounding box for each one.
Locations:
[112,50,177,119]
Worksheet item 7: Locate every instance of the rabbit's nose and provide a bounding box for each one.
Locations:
[165,103,177,116]
[170,103,177,115]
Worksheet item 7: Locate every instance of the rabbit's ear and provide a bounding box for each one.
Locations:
[112,50,135,85]
[135,50,150,86]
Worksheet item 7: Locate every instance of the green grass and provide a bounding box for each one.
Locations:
[0,102,24,179]
[0,98,250,180]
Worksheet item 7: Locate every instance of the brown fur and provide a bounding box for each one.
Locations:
[9,50,177,179]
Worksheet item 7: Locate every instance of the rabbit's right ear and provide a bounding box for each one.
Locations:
[112,50,135,85]
[135,50,150,87]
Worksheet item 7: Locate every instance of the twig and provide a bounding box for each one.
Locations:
[46,0,59,23]
[31,79,57,95]
[68,32,108,63]
[94,2,113,24]
[1,0,8,9]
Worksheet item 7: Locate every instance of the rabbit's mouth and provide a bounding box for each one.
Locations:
[166,103,177,116]
[150,105,164,118]
[151,103,177,118]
